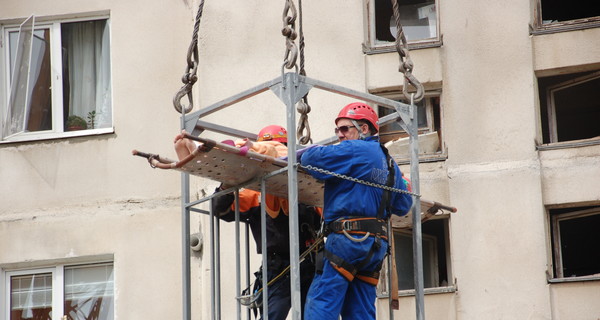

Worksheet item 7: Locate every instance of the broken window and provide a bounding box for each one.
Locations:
[377,92,443,161]
[4,262,114,320]
[533,0,600,33]
[378,218,452,295]
[1,15,112,142]
[538,70,600,145]
[365,0,440,52]
[550,206,600,279]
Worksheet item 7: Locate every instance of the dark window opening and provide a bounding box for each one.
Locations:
[550,206,600,278]
[538,70,600,144]
[394,219,449,289]
[541,0,600,24]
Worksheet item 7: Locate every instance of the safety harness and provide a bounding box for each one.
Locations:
[318,143,396,286]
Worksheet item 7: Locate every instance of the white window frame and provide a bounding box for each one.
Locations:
[1,262,114,320]
[0,13,114,144]
[363,0,442,54]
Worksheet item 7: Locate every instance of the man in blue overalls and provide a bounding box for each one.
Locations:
[301,102,413,320]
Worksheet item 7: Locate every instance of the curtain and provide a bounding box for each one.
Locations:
[63,20,111,129]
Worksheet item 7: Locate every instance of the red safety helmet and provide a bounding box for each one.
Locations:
[335,102,379,133]
[257,125,288,143]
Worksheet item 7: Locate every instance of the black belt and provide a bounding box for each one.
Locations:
[326,216,388,240]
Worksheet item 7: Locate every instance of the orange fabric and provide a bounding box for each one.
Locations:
[231,189,260,212]
[264,195,289,218]
[331,264,355,282]
[356,275,379,286]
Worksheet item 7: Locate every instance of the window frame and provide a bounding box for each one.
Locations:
[0,13,114,144]
[376,90,446,163]
[531,0,600,35]
[549,206,600,281]
[376,216,455,297]
[363,0,442,55]
[1,262,114,320]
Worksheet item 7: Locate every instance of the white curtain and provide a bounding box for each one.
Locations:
[64,20,111,129]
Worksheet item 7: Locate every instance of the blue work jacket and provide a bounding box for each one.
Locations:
[300,136,412,223]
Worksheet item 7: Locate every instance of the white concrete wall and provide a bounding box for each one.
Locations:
[2,0,600,319]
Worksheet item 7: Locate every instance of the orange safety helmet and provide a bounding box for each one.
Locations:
[257,125,288,143]
[335,102,379,133]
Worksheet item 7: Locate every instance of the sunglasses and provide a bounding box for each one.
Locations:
[334,125,355,134]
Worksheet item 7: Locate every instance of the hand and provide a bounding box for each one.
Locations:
[174,129,188,144]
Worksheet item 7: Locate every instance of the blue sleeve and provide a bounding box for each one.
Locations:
[300,143,355,180]
[390,165,413,217]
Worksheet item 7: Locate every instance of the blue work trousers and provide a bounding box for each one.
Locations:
[304,233,388,320]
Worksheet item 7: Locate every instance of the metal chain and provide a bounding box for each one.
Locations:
[281,0,298,69]
[296,0,312,145]
[390,0,424,102]
[301,164,421,198]
[173,0,206,114]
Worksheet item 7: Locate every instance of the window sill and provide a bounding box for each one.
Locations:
[363,37,443,55]
[536,137,600,151]
[0,127,114,144]
[530,19,600,36]
[548,275,600,284]
[378,285,457,299]
[395,153,448,165]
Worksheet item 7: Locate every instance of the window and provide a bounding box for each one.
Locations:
[377,92,443,161]
[550,206,600,279]
[3,263,114,320]
[532,0,600,34]
[538,70,600,146]
[378,218,453,295]
[365,0,440,53]
[1,14,112,143]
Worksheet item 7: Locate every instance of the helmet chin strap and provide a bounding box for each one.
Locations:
[351,120,371,140]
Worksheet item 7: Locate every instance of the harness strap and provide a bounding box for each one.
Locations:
[377,143,395,220]
[324,237,382,284]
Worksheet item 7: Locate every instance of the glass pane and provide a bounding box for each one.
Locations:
[62,19,112,131]
[10,273,53,320]
[375,0,437,43]
[64,264,114,320]
[4,16,34,138]
[26,29,53,132]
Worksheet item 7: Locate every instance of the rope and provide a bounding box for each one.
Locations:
[301,164,421,198]
[296,0,312,145]
[173,0,206,114]
[390,0,424,102]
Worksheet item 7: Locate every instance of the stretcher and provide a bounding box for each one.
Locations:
[132,135,456,229]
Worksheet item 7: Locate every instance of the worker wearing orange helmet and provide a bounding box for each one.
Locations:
[210,125,321,320]
[300,103,412,320]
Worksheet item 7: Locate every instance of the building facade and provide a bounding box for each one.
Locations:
[1,0,599,319]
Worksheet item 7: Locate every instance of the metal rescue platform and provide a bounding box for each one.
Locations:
[133,1,456,319]
[133,72,457,320]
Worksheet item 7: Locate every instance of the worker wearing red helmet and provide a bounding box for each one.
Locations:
[300,103,412,320]
[210,125,321,320]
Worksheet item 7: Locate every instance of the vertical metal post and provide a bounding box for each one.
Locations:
[215,209,222,319]
[245,221,251,320]
[387,219,394,320]
[408,96,425,320]
[260,181,269,319]
[234,189,242,320]
[181,112,192,320]
[209,198,216,319]
[283,72,302,320]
